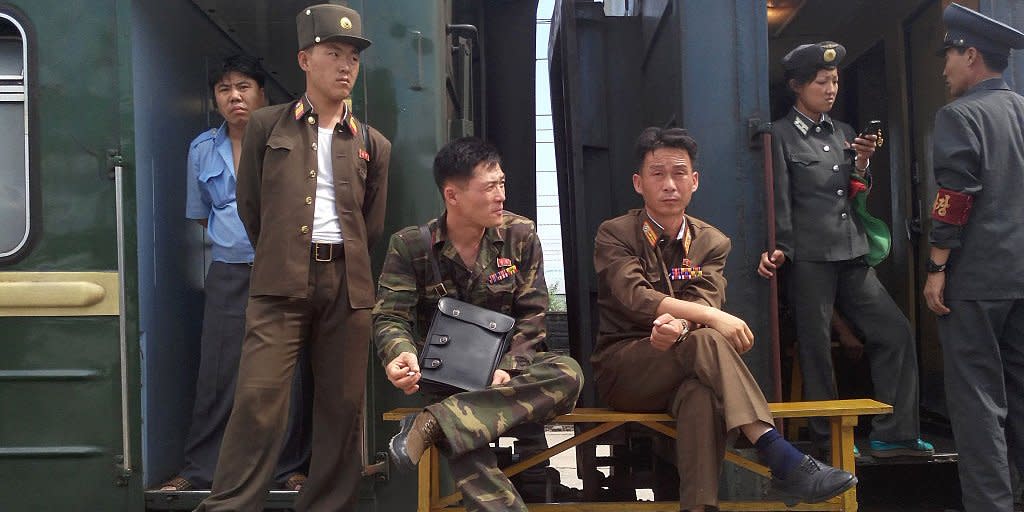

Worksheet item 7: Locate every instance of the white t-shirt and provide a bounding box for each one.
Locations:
[312,127,343,243]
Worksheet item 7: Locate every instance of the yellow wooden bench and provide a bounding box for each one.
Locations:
[383,398,891,512]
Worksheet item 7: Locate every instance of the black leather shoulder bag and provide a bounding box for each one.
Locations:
[416,226,515,396]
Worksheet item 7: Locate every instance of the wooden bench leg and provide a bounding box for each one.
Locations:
[830,415,859,512]
[417,446,441,512]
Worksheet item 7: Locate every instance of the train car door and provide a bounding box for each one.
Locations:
[0,1,141,511]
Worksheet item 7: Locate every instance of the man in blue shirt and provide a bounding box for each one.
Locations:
[161,54,311,492]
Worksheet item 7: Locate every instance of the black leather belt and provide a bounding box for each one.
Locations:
[311,242,343,262]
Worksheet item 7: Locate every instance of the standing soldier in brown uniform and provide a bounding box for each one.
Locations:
[593,127,855,510]
[923,4,1024,511]
[195,4,391,512]
[375,137,583,512]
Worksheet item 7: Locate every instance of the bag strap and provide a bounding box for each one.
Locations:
[419,225,448,297]
[360,120,374,159]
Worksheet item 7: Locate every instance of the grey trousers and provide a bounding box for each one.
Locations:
[938,299,1024,512]
[181,261,312,488]
[789,259,919,442]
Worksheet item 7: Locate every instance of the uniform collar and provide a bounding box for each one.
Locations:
[644,211,687,241]
[293,95,359,135]
[639,209,690,248]
[431,211,506,250]
[790,107,835,137]
[967,77,1011,95]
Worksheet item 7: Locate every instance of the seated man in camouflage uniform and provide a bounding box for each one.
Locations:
[593,127,855,511]
[374,137,584,511]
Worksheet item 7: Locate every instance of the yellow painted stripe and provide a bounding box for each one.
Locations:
[0,272,120,316]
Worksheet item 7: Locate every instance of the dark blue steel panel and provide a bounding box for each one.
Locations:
[674,1,773,387]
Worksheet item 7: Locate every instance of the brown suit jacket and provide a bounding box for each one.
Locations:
[593,209,729,353]
[236,97,391,307]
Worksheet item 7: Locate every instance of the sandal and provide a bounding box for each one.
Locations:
[283,473,307,492]
[158,476,193,491]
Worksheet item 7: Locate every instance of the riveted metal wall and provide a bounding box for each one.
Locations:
[551,0,772,406]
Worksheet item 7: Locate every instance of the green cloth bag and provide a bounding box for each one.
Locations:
[849,173,891,266]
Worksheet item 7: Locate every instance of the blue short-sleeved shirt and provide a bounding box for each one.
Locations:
[185,123,255,263]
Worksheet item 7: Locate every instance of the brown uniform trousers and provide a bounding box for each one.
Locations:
[197,253,369,512]
[593,330,773,511]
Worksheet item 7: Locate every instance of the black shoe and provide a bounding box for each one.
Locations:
[389,411,442,472]
[771,455,857,506]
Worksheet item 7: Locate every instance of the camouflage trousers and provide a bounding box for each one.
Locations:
[425,351,584,512]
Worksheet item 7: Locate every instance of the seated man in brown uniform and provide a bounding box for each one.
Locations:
[592,127,855,511]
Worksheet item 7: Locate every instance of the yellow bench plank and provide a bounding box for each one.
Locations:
[384,399,891,512]
[424,501,841,511]
[383,398,892,422]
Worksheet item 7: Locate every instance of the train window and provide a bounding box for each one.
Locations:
[0,13,27,259]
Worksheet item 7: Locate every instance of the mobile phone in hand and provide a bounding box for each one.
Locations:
[860,119,883,147]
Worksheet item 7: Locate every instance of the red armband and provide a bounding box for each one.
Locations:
[931,188,973,226]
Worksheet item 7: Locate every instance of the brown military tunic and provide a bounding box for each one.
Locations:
[592,209,773,511]
[199,96,391,512]
[237,96,390,306]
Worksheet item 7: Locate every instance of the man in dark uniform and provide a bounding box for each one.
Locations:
[595,127,855,511]
[195,4,391,512]
[375,137,583,512]
[757,41,930,458]
[923,4,1024,511]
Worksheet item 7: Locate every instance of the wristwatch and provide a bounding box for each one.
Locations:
[674,319,691,344]
[926,259,947,273]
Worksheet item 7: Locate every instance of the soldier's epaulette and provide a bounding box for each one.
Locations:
[931,188,973,226]
[189,128,217,150]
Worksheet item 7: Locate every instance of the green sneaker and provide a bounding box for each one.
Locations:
[869,438,934,458]
[853,445,860,458]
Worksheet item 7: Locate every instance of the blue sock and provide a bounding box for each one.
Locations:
[754,428,805,480]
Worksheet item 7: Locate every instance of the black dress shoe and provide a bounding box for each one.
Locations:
[389,411,442,472]
[771,455,857,506]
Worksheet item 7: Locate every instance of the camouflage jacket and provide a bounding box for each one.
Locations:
[372,211,548,371]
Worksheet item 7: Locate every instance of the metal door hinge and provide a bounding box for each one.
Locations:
[114,454,133,487]
[107,150,126,180]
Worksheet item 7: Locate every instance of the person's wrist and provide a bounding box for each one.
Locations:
[926,259,947,273]
[674,319,691,344]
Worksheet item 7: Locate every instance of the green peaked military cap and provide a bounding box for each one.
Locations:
[297,4,372,51]
[781,41,846,72]
[941,3,1024,58]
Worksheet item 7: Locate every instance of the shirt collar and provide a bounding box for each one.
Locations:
[293,95,358,135]
[211,122,235,171]
[790,107,835,137]
[644,210,687,242]
[211,122,229,145]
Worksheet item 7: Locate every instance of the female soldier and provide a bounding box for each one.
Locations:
[757,41,932,458]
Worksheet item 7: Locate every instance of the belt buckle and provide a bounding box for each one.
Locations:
[314,243,332,262]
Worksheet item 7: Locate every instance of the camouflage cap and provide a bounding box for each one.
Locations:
[781,41,846,72]
[296,4,372,51]
[940,3,1024,58]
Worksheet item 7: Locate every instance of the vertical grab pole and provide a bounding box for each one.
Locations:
[112,157,133,483]
[762,131,784,408]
